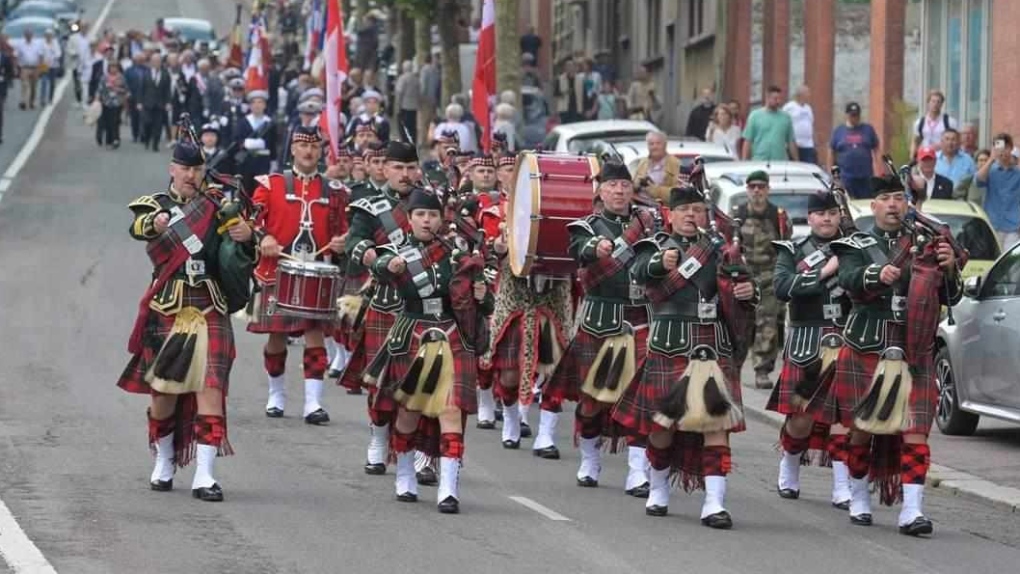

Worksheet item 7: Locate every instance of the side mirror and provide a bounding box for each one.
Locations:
[963,275,982,298]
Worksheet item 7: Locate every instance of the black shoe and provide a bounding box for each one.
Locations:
[396,492,418,503]
[899,516,934,537]
[265,407,284,418]
[533,446,560,460]
[520,422,532,438]
[495,408,504,422]
[576,476,598,488]
[416,467,438,486]
[346,386,363,395]
[476,420,496,430]
[192,483,224,502]
[112,140,121,149]
[832,499,850,511]
[701,511,733,529]
[304,409,330,425]
[645,504,668,517]
[364,462,386,475]
[502,439,520,449]
[850,513,873,526]
[150,479,173,491]
[328,369,341,378]
[626,482,650,498]
[438,496,460,514]
[778,488,800,500]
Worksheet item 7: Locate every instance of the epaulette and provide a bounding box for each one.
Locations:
[771,239,797,254]
[350,196,392,217]
[830,232,873,251]
[254,174,274,189]
[566,219,596,236]
[127,194,161,213]
[635,233,669,253]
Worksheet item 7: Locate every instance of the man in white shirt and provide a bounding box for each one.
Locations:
[782,85,816,165]
[40,30,62,106]
[910,89,958,157]
[68,22,91,107]
[13,28,47,110]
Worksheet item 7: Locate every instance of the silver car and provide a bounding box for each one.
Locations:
[935,242,1020,435]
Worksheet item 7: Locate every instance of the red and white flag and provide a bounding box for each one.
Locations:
[245,16,270,91]
[472,0,497,153]
[320,0,349,161]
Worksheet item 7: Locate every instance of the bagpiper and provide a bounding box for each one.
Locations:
[246,125,347,425]
[619,184,758,528]
[766,190,853,508]
[543,159,656,496]
[118,141,255,502]
[829,175,962,535]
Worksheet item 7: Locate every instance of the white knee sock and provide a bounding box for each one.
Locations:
[520,401,531,426]
[577,437,602,481]
[325,336,339,362]
[778,450,802,491]
[395,451,418,496]
[831,461,851,503]
[150,433,175,483]
[626,446,650,490]
[367,424,389,465]
[304,379,324,416]
[438,457,461,502]
[191,444,218,489]
[533,409,559,450]
[646,466,670,509]
[849,476,872,517]
[477,387,496,423]
[502,402,521,442]
[701,476,728,518]
[899,483,925,526]
[330,346,351,374]
[266,374,286,411]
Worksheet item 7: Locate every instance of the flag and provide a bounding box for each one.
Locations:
[245,14,270,91]
[472,0,496,153]
[320,0,349,161]
[303,0,325,72]
[226,3,244,69]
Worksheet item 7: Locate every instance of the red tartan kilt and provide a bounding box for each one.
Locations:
[545,306,649,405]
[246,283,333,335]
[118,286,235,395]
[766,325,842,423]
[381,318,478,414]
[612,322,744,437]
[491,308,568,372]
[339,307,397,390]
[831,323,936,435]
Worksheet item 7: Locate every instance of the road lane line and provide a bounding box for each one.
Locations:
[0,498,59,574]
[0,0,118,208]
[508,496,572,521]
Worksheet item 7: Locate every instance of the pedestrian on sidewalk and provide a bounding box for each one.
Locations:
[97,62,127,149]
[13,27,46,110]
[39,29,62,106]
[68,22,90,107]
[783,85,817,165]
[742,86,797,162]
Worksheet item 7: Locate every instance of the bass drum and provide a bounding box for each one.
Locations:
[508,152,600,278]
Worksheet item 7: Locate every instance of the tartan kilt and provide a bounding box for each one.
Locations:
[379,318,478,415]
[766,325,842,422]
[545,306,649,405]
[339,306,397,390]
[245,282,333,335]
[830,323,936,435]
[491,308,569,372]
[118,286,235,395]
[611,322,745,437]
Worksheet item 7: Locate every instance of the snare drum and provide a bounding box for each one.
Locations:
[508,152,600,277]
[271,259,342,320]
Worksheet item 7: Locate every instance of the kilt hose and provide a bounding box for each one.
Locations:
[831,323,936,506]
[246,282,334,335]
[118,285,235,468]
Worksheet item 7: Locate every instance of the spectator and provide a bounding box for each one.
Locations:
[935,128,977,199]
[975,133,1020,248]
[39,29,61,107]
[829,102,880,199]
[625,64,658,123]
[580,58,601,118]
[434,103,474,154]
[394,60,419,142]
[520,26,542,62]
[910,89,957,157]
[783,85,816,164]
[685,87,716,141]
[68,22,90,107]
[124,51,148,143]
[632,130,681,204]
[355,14,379,71]
[152,18,169,42]
[555,59,585,125]
[0,35,14,143]
[741,86,796,161]
[594,79,619,120]
[909,146,953,202]
[13,28,46,110]
[727,99,745,129]
[960,122,980,158]
[705,104,741,158]
[521,53,542,90]
[418,54,440,146]
[493,102,517,151]
[965,149,991,204]
[97,62,127,149]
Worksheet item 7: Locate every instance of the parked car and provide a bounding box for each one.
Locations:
[847,199,1000,281]
[541,119,658,154]
[705,161,831,238]
[8,0,79,24]
[519,86,552,150]
[162,17,219,51]
[1,15,60,38]
[607,138,735,173]
[934,240,1020,435]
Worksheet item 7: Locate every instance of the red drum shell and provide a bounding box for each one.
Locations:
[273,260,342,320]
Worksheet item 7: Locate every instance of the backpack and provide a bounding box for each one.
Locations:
[916,114,951,140]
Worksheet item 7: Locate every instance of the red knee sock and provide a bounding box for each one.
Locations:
[303,347,328,379]
[368,404,395,427]
[646,444,672,471]
[147,412,175,444]
[264,349,287,377]
[391,429,417,454]
[780,425,811,455]
[194,414,226,448]
[702,445,732,477]
[827,433,849,463]
[575,405,603,439]
[846,442,871,479]
[900,443,931,485]
[440,433,465,460]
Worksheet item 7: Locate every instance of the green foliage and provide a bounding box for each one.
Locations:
[887,98,918,166]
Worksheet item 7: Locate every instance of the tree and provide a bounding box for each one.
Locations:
[494,0,520,109]
[396,7,415,64]
[414,17,431,67]
[395,0,435,66]
[436,0,463,105]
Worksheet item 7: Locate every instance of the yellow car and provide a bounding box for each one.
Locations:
[847,199,1000,280]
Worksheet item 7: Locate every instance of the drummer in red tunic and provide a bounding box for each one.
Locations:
[247,125,348,425]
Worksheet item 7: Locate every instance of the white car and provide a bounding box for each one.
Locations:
[705,161,831,239]
[541,120,658,154]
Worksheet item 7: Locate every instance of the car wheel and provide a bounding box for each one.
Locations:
[934,346,980,436]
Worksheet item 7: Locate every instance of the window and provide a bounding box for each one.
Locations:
[947,0,963,114]
[981,245,1020,298]
[646,0,662,58]
[925,0,943,90]
[688,0,706,38]
[966,4,986,126]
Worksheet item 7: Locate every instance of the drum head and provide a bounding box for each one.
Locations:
[279,259,340,276]
[509,153,540,276]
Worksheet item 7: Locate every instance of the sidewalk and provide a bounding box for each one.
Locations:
[740,364,1020,513]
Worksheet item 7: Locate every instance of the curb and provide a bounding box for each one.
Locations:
[741,394,1020,513]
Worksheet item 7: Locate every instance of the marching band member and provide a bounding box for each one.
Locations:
[766,191,852,507]
[829,175,962,535]
[247,125,347,426]
[233,89,278,197]
[543,160,656,495]
[118,142,255,502]
[350,142,388,202]
[342,140,423,478]
[621,185,758,528]
[369,187,490,514]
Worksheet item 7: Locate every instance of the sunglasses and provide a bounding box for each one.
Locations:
[747,182,768,190]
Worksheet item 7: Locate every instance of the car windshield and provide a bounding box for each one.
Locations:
[727,191,817,224]
[3,19,57,36]
[167,22,215,41]
[567,132,655,154]
[855,214,1001,260]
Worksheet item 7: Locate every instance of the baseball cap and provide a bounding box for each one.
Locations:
[845,102,861,115]
[916,146,937,161]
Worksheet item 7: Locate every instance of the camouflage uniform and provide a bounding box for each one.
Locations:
[736,201,791,386]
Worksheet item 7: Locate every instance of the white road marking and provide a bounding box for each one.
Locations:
[0,0,118,208]
[508,496,572,521]
[0,0,119,567]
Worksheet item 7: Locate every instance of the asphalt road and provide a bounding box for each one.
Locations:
[1,2,1020,573]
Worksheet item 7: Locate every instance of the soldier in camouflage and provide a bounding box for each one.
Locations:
[735,170,792,389]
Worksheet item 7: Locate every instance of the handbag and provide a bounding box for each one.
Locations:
[84,100,102,125]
